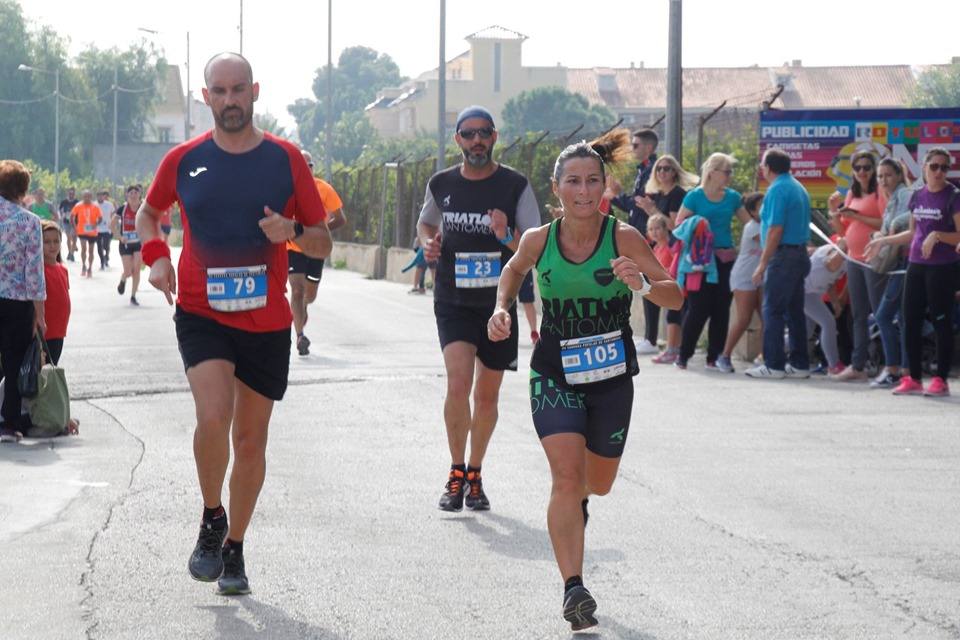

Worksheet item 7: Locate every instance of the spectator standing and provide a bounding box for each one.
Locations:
[745,148,811,378]
[803,241,848,374]
[634,154,697,353]
[647,213,684,363]
[868,158,913,388]
[0,160,46,443]
[95,190,115,270]
[58,186,79,262]
[605,128,659,234]
[868,148,960,396]
[716,192,765,373]
[827,151,883,381]
[674,152,753,370]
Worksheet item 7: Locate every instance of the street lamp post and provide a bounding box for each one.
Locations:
[18,64,60,203]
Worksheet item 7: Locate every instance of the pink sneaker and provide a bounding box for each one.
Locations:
[923,376,950,397]
[652,350,678,364]
[892,376,924,396]
[827,362,846,376]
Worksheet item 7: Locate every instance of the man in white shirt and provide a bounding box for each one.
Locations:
[96,190,116,270]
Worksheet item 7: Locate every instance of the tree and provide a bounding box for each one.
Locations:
[254,113,289,138]
[0,0,166,176]
[288,45,404,159]
[909,63,960,108]
[501,86,617,137]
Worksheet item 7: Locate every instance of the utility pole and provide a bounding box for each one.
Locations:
[665,0,683,160]
[112,66,119,186]
[436,0,446,173]
[54,68,60,203]
[186,31,191,140]
[325,0,333,180]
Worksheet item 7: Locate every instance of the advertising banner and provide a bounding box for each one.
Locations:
[759,108,960,209]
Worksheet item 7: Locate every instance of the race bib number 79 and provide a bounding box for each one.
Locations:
[206,265,268,312]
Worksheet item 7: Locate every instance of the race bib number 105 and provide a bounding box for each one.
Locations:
[206,264,268,312]
[560,331,627,385]
[454,251,501,288]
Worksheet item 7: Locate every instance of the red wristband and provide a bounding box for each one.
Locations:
[141,238,171,266]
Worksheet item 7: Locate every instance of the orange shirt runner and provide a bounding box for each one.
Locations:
[71,202,102,238]
[287,177,342,254]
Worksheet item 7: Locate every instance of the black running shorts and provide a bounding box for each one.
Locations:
[118,242,142,256]
[287,250,325,283]
[79,236,97,245]
[518,271,535,304]
[174,307,291,401]
[529,369,634,458]
[434,301,518,372]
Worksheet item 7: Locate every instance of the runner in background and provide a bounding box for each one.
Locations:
[288,150,347,356]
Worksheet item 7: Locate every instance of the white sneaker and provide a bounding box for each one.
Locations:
[634,339,658,355]
[784,364,811,379]
[744,364,785,379]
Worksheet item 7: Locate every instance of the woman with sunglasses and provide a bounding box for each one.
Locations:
[673,152,753,370]
[635,155,698,360]
[866,147,960,396]
[826,150,883,381]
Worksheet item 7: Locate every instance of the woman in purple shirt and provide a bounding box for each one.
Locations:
[867,147,959,396]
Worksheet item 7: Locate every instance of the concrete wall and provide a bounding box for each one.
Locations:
[333,241,762,363]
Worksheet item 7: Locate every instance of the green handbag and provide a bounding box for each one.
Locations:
[25,337,71,438]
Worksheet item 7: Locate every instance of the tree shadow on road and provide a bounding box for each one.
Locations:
[199,598,346,640]
[458,512,626,564]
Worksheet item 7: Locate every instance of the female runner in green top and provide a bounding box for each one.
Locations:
[488,130,683,631]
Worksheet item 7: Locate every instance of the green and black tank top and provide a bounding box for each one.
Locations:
[531,215,637,390]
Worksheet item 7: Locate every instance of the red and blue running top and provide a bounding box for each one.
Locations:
[147,131,326,332]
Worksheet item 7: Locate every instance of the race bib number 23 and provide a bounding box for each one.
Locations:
[454,251,501,288]
[206,265,268,312]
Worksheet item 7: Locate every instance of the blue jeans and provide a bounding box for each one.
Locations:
[873,267,907,370]
[762,246,811,371]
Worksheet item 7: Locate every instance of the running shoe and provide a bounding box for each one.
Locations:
[704,360,720,372]
[651,350,678,365]
[744,364,785,379]
[674,359,687,371]
[130,296,139,306]
[715,355,735,373]
[67,254,75,262]
[923,376,950,397]
[217,543,250,595]
[117,279,125,295]
[296,334,311,356]
[465,470,490,511]
[188,519,228,582]
[0,429,24,443]
[869,370,900,389]
[563,585,598,631]
[634,338,658,355]
[892,376,923,396]
[438,468,466,512]
[784,364,811,379]
[407,287,426,295]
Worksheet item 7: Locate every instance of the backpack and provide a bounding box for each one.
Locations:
[688,218,715,271]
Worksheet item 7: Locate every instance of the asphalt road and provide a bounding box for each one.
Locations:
[1,252,958,640]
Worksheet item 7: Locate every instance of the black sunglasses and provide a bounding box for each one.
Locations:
[459,127,494,140]
[852,164,874,173]
[928,162,950,173]
[655,165,675,173]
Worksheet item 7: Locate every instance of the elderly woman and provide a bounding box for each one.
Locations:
[0,160,46,443]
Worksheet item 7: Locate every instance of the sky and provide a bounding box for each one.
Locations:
[17,0,960,132]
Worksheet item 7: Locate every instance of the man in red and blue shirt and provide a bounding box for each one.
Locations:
[137,52,331,595]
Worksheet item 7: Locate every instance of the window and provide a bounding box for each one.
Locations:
[158,127,172,143]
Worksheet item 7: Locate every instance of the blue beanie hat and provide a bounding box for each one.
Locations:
[455,105,495,131]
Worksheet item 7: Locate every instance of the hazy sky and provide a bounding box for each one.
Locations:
[18,0,960,130]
